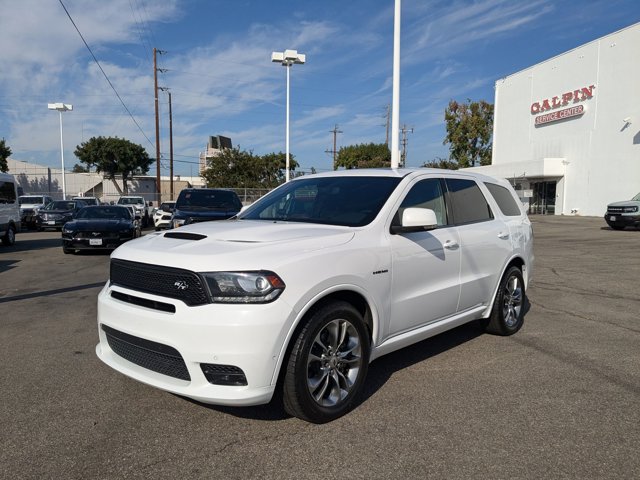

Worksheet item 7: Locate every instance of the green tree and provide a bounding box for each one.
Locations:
[334,143,390,170]
[72,163,89,173]
[0,138,12,173]
[444,99,493,168]
[201,147,299,188]
[74,136,153,194]
[422,157,459,170]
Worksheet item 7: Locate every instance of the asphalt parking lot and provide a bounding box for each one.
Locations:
[1,216,638,480]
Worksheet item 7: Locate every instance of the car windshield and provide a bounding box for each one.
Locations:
[160,202,175,211]
[74,197,98,205]
[44,201,77,210]
[176,190,242,211]
[19,196,44,204]
[239,176,402,227]
[76,207,131,220]
[631,192,640,201]
[118,197,144,205]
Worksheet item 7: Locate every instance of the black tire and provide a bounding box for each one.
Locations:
[2,225,16,246]
[484,266,525,336]
[283,301,370,423]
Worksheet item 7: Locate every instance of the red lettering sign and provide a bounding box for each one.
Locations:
[531,85,595,115]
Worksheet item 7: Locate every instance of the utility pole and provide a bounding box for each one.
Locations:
[168,92,174,201]
[153,48,166,204]
[324,124,343,170]
[400,124,414,168]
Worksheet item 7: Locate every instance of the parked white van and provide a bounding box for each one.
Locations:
[0,172,21,246]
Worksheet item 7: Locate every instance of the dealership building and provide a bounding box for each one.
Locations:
[466,22,640,216]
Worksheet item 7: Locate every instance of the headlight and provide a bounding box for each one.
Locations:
[172,218,186,228]
[62,226,74,234]
[623,206,638,213]
[203,271,285,303]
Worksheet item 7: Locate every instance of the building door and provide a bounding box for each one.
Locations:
[530,181,556,215]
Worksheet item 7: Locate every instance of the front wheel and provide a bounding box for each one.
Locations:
[283,301,370,423]
[484,266,525,336]
[2,225,16,246]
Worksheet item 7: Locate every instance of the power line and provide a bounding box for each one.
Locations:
[57,0,154,150]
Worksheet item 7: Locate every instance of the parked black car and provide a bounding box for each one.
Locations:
[169,189,242,229]
[36,200,87,231]
[62,205,140,254]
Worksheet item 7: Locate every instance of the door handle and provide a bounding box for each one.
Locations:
[444,240,459,250]
[498,232,510,239]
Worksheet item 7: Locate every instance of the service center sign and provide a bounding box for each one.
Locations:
[531,85,595,126]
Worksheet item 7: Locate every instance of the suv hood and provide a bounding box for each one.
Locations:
[608,200,640,207]
[113,220,355,271]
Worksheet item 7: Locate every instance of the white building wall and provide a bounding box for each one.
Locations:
[468,22,640,217]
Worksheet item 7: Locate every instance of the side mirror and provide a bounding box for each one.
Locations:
[390,208,438,234]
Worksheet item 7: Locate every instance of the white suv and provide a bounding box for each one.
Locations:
[96,169,534,423]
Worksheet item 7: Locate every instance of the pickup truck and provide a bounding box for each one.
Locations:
[116,196,154,228]
[604,192,640,230]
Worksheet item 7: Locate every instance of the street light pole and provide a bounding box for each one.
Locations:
[391,0,401,169]
[48,103,73,200]
[271,49,305,183]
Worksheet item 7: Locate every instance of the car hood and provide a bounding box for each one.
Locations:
[66,219,134,231]
[608,200,640,207]
[41,209,74,215]
[174,208,239,219]
[112,220,355,271]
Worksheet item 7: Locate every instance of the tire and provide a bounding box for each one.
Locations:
[283,301,370,423]
[484,266,525,336]
[2,225,16,246]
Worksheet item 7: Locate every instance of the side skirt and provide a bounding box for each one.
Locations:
[370,306,486,362]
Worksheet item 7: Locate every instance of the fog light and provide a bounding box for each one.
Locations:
[200,363,247,386]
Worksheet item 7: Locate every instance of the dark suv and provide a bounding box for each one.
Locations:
[170,189,242,229]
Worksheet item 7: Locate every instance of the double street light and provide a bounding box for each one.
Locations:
[48,102,73,200]
[271,49,305,183]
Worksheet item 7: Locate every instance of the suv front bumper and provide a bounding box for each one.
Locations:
[604,213,640,229]
[96,283,295,406]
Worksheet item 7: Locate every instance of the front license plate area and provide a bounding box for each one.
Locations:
[610,216,617,221]
[89,238,103,246]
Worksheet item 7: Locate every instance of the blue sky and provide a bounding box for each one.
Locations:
[1,0,639,177]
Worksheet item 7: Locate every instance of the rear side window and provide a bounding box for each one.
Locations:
[0,180,17,204]
[445,178,493,225]
[484,182,522,217]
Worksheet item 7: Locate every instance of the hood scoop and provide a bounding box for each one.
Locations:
[164,232,207,241]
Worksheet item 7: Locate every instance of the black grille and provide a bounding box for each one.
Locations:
[111,290,176,313]
[608,207,624,213]
[102,324,190,381]
[110,259,209,306]
[201,363,247,386]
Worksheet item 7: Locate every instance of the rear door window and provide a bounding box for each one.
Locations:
[445,178,493,225]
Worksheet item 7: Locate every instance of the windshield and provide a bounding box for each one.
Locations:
[118,197,144,205]
[44,201,77,210]
[240,176,402,227]
[632,192,640,201]
[160,202,175,211]
[19,196,44,205]
[74,197,98,205]
[76,206,131,220]
[176,190,242,211]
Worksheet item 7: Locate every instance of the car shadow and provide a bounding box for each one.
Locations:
[600,226,640,231]
[2,237,63,253]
